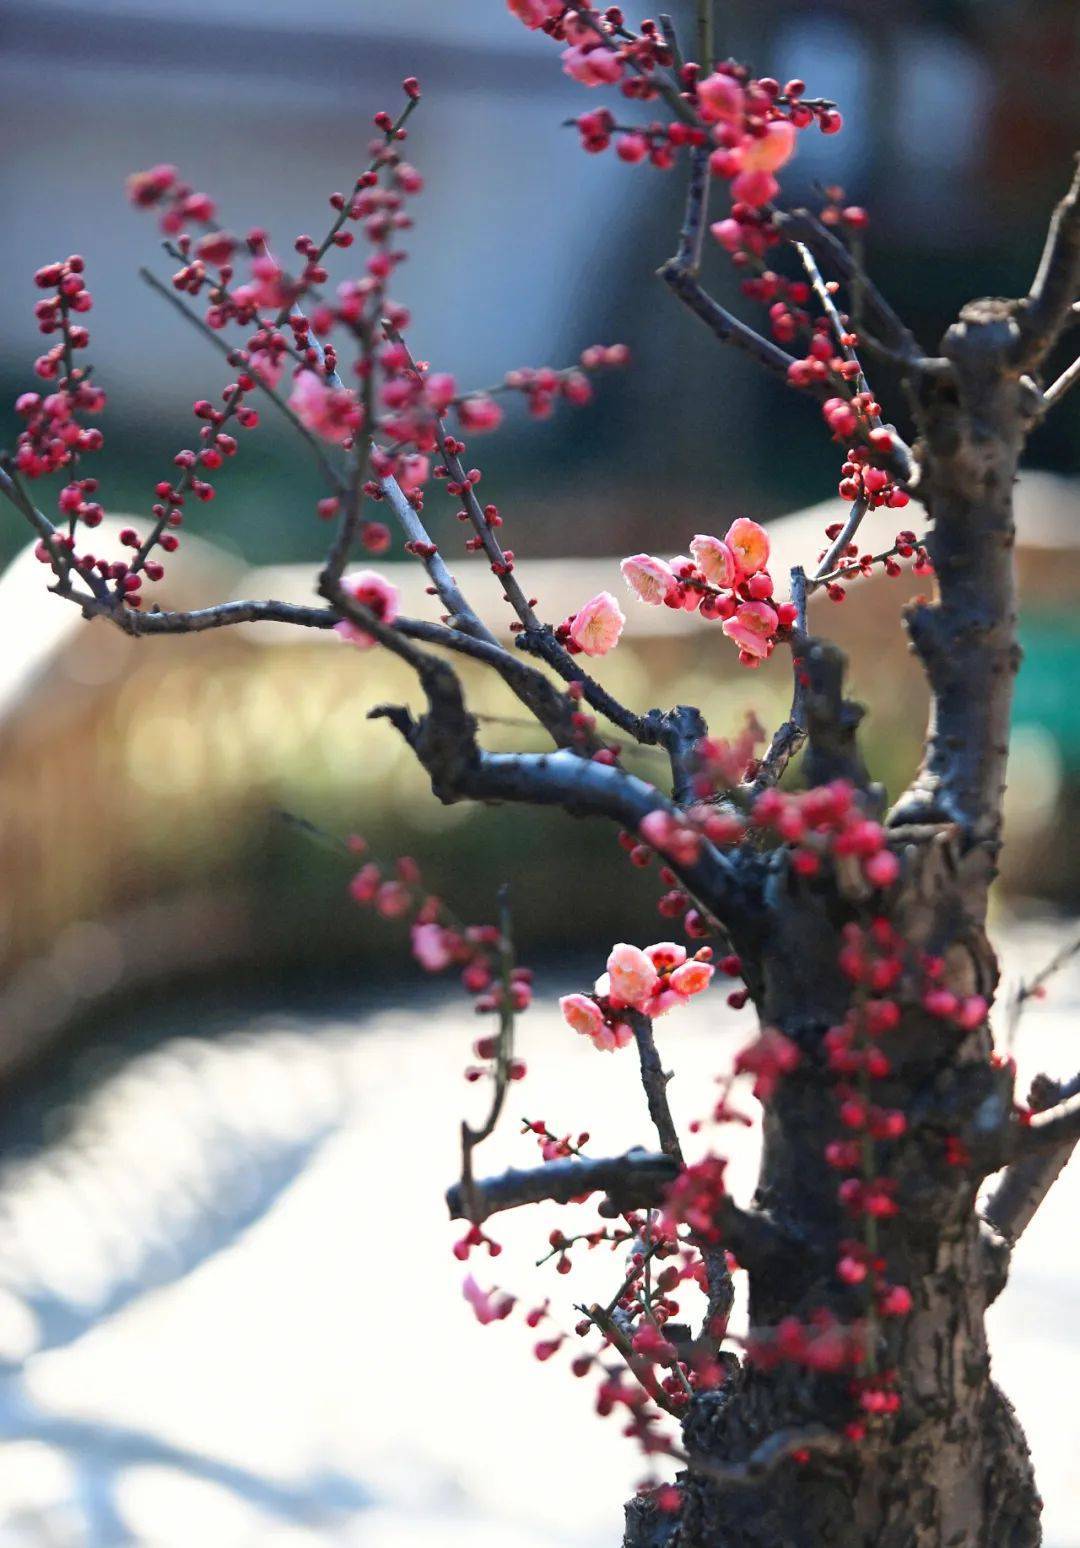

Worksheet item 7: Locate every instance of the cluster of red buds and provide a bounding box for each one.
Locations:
[751,780,902,890]
[816,524,932,602]
[572,107,706,167]
[15,258,104,485]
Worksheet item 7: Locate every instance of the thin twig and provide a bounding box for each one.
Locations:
[628,1012,684,1165]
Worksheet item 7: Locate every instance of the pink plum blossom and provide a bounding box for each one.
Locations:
[722,600,779,660]
[605,943,660,1009]
[289,370,363,445]
[334,569,400,648]
[731,170,779,208]
[696,72,745,125]
[396,452,430,494]
[560,993,633,1052]
[568,591,625,656]
[463,1275,515,1325]
[621,554,678,606]
[458,395,504,433]
[670,959,715,996]
[593,1021,635,1052]
[725,516,770,576]
[562,46,624,87]
[689,533,739,587]
[507,0,562,26]
[560,992,605,1040]
[646,942,688,972]
[741,120,797,174]
[247,347,284,388]
[411,921,457,972]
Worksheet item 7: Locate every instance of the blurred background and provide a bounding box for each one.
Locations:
[0,0,1078,1544]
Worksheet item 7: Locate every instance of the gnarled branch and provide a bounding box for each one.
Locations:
[445,1149,679,1223]
[1017,154,1080,369]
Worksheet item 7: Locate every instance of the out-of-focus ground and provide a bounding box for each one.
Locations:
[0,909,1073,1548]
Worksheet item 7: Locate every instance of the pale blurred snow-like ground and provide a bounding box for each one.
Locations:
[0,910,1074,1547]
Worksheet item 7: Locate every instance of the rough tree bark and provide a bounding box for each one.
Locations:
[621,168,1080,1548]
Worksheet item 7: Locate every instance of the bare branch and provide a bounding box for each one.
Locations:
[809,496,870,592]
[627,1011,683,1165]
[375,475,499,645]
[445,1149,679,1223]
[1042,352,1080,412]
[1009,1085,1080,1159]
[983,1073,1080,1247]
[658,259,800,383]
[800,637,870,793]
[772,206,923,365]
[675,144,711,275]
[1017,154,1080,369]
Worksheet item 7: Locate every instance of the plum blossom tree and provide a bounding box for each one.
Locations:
[3,6,1080,1544]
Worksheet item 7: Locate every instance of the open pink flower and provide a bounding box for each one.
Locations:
[560,994,633,1052]
[689,534,739,587]
[247,347,284,389]
[730,170,779,209]
[646,942,688,973]
[411,921,457,972]
[593,1021,635,1052]
[562,45,624,87]
[396,452,430,494]
[722,600,779,660]
[697,71,745,125]
[670,959,715,996]
[621,554,678,606]
[463,1275,515,1325]
[289,370,363,445]
[507,0,562,26]
[725,517,770,576]
[458,395,504,433]
[741,120,797,175]
[334,569,400,648]
[560,992,605,1040]
[568,591,625,656]
[605,943,660,1009]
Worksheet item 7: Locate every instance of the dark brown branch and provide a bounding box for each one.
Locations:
[772,206,923,365]
[983,1073,1080,1247]
[809,496,869,593]
[658,260,800,383]
[675,144,711,274]
[746,568,809,796]
[586,1301,682,1417]
[1017,154,1080,369]
[375,476,498,645]
[889,298,1023,844]
[799,636,870,793]
[642,703,708,806]
[659,259,915,487]
[627,1012,683,1165]
[445,1150,679,1223]
[1010,1085,1080,1158]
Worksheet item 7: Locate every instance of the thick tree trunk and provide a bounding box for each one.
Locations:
[625,302,1045,1546]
